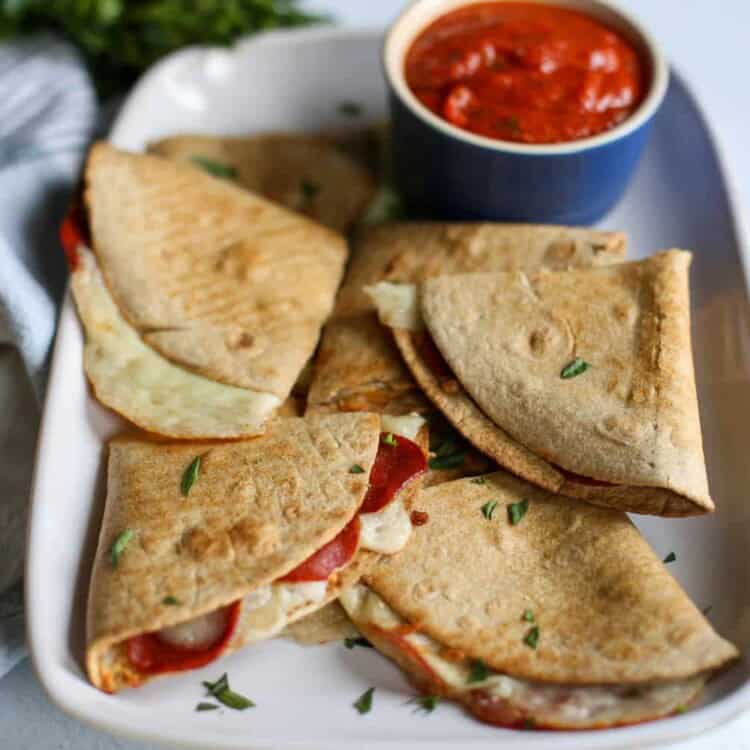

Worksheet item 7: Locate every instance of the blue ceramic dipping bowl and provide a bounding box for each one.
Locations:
[383,0,670,225]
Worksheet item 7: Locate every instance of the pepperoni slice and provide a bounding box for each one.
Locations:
[278,516,361,583]
[360,434,427,514]
[59,203,89,272]
[126,600,241,675]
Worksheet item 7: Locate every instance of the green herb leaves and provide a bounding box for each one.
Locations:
[349,464,365,474]
[507,498,529,525]
[190,156,238,180]
[110,529,134,568]
[470,476,487,485]
[467,659,489,684]
[353,687,375,714]
[428,451,465,470]
[203,673,255,711]
[163,596,180,606]
[300,180,320,204]
[523,626,540,649]
[663,552,676,564]
[181,456,202,497]
[481,500,498,520]
[409,695,440,714]
[522,609,535,623]
[196,702,219,712]
[345,637,373,650]
[560,357,590,379]
[382,432,398,447]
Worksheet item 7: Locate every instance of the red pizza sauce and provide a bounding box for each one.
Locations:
[405,2,646,144]
[59,202,89,271]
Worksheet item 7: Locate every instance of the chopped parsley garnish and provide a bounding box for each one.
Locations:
[467,659,489,684]
[349,464,366,474]
[110,529,134,568]
[507,498,529,525]
[470,476,487,485]
[523,718,536,729]
[497,115,521,134]
[429,451,465,470]
[354,687,375,714]
[300,179,320,201]
[163,596,180,606]
[382,432,398,447]
[481,500,498,520]
[522,609,535,623]
[196,702,219,712]
[663,551,676,564]
[339,100,363,117]
[203,673,255,711]
[181,455,202,496]
[345,637,373,650]
[560,357,590,379]
[675,705,688,715]
[190,156,238,180]
[523,626,540,649]
[409,695,440,714]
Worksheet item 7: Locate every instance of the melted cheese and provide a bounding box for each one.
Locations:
[70,247,280,438]
[360,498,412,553]
[365,282,422,331]
[340,585,703,726]
[156,608,229,650]
[380,413,426,441]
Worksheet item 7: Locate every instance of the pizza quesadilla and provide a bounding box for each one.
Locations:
[341,473,738,730]
[87,413,427,692]
[148,133,376,233]
[368,251,713,516]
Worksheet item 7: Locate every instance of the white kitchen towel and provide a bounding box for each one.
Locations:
[0,34,97,679]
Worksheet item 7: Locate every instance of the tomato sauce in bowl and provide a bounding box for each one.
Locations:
[405,2,646,145]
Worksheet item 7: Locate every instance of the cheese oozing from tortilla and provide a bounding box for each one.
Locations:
[340,584,704,727]
[359,413,426,554]
[70,247,281,438]
[157,608,229,650]
[365,282,422,331]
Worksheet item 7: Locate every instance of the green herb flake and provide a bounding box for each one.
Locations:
[507,498,529,526]
[560,357,590,379]
[163,596,180,606]
[523,718,536,729]
[497,115,521,133]
[470,476,487,485]
[196,702,219,712]
[300,179,320,201]
[467,659,489,684]
[349,464,366,474]
[523,626,540,649]
[354,687,375,714]
[339,100,363,117]
[409,695,440,714]
[663,551,677,564]
[190,156,238,180]
[429,451,466,470]
[345,637,373,650]
[203,673,254,711]
[110,529,134,568]
[181,455,202,497]
[481,500,498,520]
[675,705,689,715]
[522,609,535,623]
[383,432,398,447]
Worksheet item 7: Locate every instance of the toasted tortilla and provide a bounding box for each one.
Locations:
[84,142,347,398]
[282,602,360,645]
[307,222,625,414]
[342,473,738,728]
[71,247,279,438]
[86,412,380,692]
[148,133,376,233]
[411,251,710,515]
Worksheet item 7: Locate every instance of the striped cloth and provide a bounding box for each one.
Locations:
[0,34,97,679]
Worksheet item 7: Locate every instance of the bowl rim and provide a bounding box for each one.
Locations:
[383,0,670,155]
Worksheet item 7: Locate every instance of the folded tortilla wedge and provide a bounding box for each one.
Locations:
[148,133,376,233]
[84,142,347,401]
[341,473,738,730]
[367,250,713,516]
[87,412,427,692]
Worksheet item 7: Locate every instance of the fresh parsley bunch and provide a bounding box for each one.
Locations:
[0,0,327,97]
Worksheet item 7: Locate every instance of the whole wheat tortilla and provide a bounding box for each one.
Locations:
[84,143,347,398]
[87,412,380,692]
[70,247,279,439]
[307,222,626,414]
[282,602,360,645]
[366,472,738,686]
[418,251,712,515]
[148,133,376,233]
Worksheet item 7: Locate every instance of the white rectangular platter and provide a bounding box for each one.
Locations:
[26,27,750,750]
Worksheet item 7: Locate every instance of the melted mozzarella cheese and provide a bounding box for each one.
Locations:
[157,608,228,650]
[360,498,412,553]
[365,282,422,331]
[380,413,426,441]
[340,585,703,725]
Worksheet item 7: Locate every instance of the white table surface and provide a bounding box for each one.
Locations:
[4,1,749,748]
